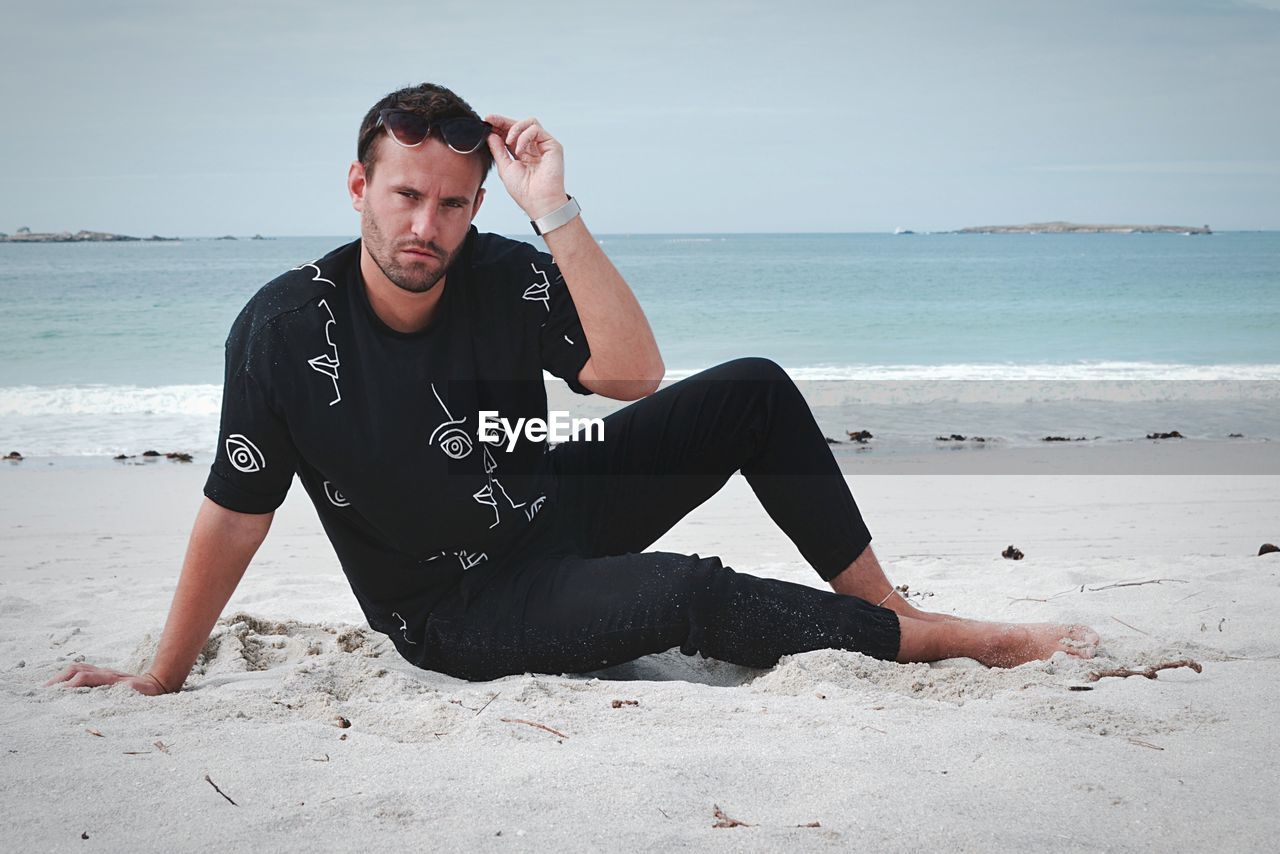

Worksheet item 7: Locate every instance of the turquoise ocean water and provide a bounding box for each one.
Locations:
[1,232,1277,457]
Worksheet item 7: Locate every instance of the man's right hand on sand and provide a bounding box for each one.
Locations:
[44,663,170,695]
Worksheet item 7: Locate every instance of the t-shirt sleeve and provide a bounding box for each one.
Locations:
[203,322,299,514]
[526,251,594,396]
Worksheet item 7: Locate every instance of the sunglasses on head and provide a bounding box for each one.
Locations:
[363,109,493,159]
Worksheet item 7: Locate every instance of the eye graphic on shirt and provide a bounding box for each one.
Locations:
[323,481,350,507]
[428,383,473,460]
[225,434,265,473]
[523,262,551,311]
[434,427,473,460]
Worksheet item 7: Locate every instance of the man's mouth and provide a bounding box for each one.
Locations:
[400,244,440,260]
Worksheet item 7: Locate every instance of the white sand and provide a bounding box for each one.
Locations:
[3,458,1278,851]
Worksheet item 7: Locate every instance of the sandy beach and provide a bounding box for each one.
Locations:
[3,453,1277,851]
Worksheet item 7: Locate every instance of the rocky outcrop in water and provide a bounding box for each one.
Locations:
[954,221,1211,235]
[0,227,177,243]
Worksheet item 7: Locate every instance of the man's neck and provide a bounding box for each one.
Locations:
[359,249,447,334]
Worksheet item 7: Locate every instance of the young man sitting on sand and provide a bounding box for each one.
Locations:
[47,83,1098,695]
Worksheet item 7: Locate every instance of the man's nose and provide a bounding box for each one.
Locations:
[409,205,439,241]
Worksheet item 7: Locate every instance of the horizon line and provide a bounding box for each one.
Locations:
[6,229,1279,241]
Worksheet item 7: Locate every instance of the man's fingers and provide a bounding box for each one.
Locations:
[504,116,541,148]
[43,662,89,686]
[486,132,513,165]
[44,663,127,688]
[513,125,543,160]
[43,670,70,686]
[484,113,516,134]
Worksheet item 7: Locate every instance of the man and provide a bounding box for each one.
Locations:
[47,83,1097,694]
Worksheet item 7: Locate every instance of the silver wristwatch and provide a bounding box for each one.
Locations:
[530,196,581,236]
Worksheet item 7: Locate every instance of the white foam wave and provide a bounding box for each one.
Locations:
[2,373,1276,457]
[0,384,223,417]
[665,361,1280,383]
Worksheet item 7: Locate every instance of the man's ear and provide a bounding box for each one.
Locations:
[348,161,367,212]
[470,186,485,221]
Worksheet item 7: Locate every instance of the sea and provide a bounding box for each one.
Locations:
[1,232,1278,463]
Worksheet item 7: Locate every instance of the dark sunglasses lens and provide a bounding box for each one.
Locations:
[439,118,490,153]
[384,111,430,146]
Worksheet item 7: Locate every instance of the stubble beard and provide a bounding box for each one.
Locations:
[362,206,459,295]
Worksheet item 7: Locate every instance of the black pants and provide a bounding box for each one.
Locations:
[417,358,901,681]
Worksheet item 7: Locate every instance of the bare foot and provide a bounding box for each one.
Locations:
[891,597,962,624]
[973,623,1100,668]
[897,617,1100,667]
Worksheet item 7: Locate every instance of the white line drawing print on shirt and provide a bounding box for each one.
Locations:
[428,383,474,460]
[472,483,499,528]
[292,261,337,288]
[423,550,489,571]
[323,481,350,507]
[473,443,525,528]
[390,612,417,645]
[564,334,575,345]
[524,262,552,311]
[457,550,487,571]
[226,434,265,473]
[307,299,342,406]
[492,479,525,511]
[524,494,546,521]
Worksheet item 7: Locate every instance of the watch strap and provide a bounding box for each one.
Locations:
[530,196,581,236]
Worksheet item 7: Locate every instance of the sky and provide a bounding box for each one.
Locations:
[1,0,1278,236]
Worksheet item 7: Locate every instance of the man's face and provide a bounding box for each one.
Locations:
[349,135,486,294]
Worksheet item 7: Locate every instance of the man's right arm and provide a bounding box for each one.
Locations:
[44,498,271,694]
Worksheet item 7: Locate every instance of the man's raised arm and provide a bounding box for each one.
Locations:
[44,499,272,695]
[486,114,665,401]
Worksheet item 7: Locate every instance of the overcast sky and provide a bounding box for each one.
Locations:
[2,0,1278,236]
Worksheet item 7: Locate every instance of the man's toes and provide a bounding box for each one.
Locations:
[1059,625,1099,659]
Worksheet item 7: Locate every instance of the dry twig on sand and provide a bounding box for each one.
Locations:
[1088,578,1188,592]
[500,718,568,739]
[204,774,238,806]
[1006,586,1076,606]
[1127,739,1165,750]
[474,693,499,717]
[1109,616,1152,636]
[1087,659,1202,682]
[712,805,751,828]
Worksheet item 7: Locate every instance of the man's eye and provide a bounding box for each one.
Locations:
[398,191,418,200]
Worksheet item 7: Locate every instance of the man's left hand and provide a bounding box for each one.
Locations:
[485,114,569,221]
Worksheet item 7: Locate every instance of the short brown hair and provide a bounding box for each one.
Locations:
[356,82,493,187]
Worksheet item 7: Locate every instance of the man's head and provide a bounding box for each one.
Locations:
[355,83,494,186]
[350,83,492,295]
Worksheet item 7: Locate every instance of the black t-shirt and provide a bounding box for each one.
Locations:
[203,228,592,652]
